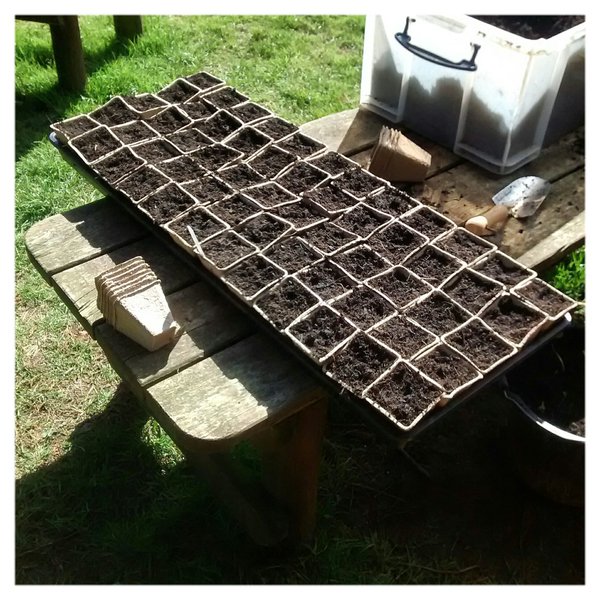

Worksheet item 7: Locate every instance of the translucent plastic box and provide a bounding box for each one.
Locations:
[360,15,585,174]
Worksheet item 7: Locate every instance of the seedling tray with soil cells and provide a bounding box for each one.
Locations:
[49,68,578,438]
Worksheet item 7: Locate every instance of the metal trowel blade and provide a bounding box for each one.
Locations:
[492,176,551,218]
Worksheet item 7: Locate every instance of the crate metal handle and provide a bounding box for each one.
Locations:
[395,17,480,71]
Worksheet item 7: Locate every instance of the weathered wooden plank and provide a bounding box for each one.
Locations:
[146,333,327,448]
[95,280,255,387]
[24,198,147,276]
[53,236,199,335]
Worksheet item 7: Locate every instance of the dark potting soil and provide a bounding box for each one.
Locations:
[169,207,226,245]
[201,231,255,269]
[276,133,326,159]
[402,207,455,239]
[371,315,436,359]
[224,255,284,298]
[236,213,289,248]
[289,305,355,359]
[300,222,358,255]
[182,175,234,205]
[138,183,196,224]
[473,253,532,287]
[179,99,217,121]
[254,117,298,140]
[302,183,358,213]
[184,71,223,90]
[209,194,261,226]
[435,229,493,265]
[327,332,397,395]
[443,270,503,314]
[445,319,515,372]
[480,295,546,345]
[157,79,199,103]
[229,102,272,124]
[308,152,357,177]
[404,247,462,286]
[191,143,241,171]
[264,237,322,274]
[131,138,181,164]
[112,120,158,145]
[116,165,171,202]
[225,127,271,156]
[244,182,297,208]
[367,363,441,427]
[415,346,480,394]
[145,107,192,136]
[297,260,355,301]
[55,115,98,140]
[158,156,204,183]
[276,162,329,195]
[405,292,471,336]
[334,204,391,238]
[71,126,122,162]
[364,187,419,217]
[217,164,265,189]
[368,222,427,264]
[166,128,213,153]
[369,267,431,309]
[332,246,390,281]
[247,146,296,178]
[334,168,385,199]
[196,111,243,141]
[203,87,248,109]
[255,278,319,330]
[332,286,395,329]
[515,278,576,318]
[122,94,167,113]
[473,15,584,40]
[272,200,327,231]
[93,148,144,184]
[90,98,139,126]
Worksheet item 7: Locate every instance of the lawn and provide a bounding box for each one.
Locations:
[15,15,584,584]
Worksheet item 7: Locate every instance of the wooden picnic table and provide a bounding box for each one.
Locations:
[24,108,584,547]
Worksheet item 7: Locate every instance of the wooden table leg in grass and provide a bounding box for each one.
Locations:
[25,197,329,546]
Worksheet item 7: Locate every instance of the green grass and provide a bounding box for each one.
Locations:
[15,15,584,584]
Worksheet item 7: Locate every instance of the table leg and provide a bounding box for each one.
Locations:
[113,16,143,41]
[49,16,86,93]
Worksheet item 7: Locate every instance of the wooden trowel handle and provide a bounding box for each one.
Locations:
[464,205,509,236]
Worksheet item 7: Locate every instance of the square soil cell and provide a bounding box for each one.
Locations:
[333,168,385,198]
[332,246,390,281]
[217,163,265,189]
[263,236,322,274]
[366,362,442,428]
[116,165,170,202]
[255,278,319,330]
[402,206,455,239]
[254,117,298,140]
[209,193,262,226]
[404,247,463,286]
[158,155,204,183]
[480,295,546,345]
[248,146,296,178]
[276,133,326,159]
[236,213,289,249]
[168,207,226,246]
[112,120,158,145]
[196,111,243,141]
[307,152,357,177]
[300,222,358,255]
[302,182,358,213]
[70,126,122,162]
[145,107,191,135]
[138,183,196,224]
[122,94,167,113]
[92,147,145,184]
[179,99,217,121]
[131,138,181,164]
[157,79,200,103]
[368,267,431,309]
[243,182,297,208]
[276,162,329,195]
[327,332,397,395]
[364,187,420,217]
[203,86,249,109]
[54,115,99,140]
[297,260,356,301]
[515,278,577,318]
[191,143,242,171]
[442,270,504,314]
[90,97,139,126]
[332,286,395,329]
[405,292,471,336]
[224,127,271,156]
[368,222,428,265]
[288,305,356,359]
[473,253,534,288]
[229,102,272,124]
[200,231,255,270]
[445,320,515,372]
[166,127,213,153]
[334,204,391,238]
[184,71,223,90]
[224,255,285,299]
[435,228,494,265]
[271,200,327,231]
[182,175,234,205]
[370,315,437,359]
